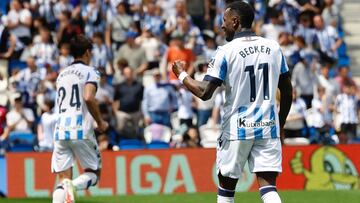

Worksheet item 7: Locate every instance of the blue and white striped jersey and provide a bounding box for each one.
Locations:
[54,61,100,141]
[204,31,289,140]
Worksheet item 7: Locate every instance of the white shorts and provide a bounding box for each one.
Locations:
[51,135,101,173]
[216,137,282,179]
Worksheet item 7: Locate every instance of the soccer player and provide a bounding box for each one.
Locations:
[172,2,292,203]
[52,35,108,203]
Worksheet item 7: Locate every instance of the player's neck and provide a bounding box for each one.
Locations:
[73,58,89,66]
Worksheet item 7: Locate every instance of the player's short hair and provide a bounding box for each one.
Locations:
[70,35,93,58]
[227,1,254,29]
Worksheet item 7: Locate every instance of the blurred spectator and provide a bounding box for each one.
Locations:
[294,13,315,48]
[322,0,340,28]
[156,0,177,19]
[182,126,200,148]
[335,83,359,143]
[284,89,307,139]
[58,43,74,70]
[261,8,285,41]
[81,0,105,38]
[135,27,162,70]
[1,94,35,140]
[37,99,56,152]
[202,30,217,61]
[91,32,113,71]
[313,15,342,61]
[142,69,178,127]
[176,83,194,127]
[115,31,148,76]
[56,11,82,46]
[30,27,58,68]
[0,23,16,59]
[194,63,217,126]
[141,2,163,37]
[162,31,195,82]
[112,58,128,85]
[2,0,32,45]
[105,2,134,51]
[291,52,317,109]
[113,67,143,137]
[95,70,114,105]
[35,0,57,30]
[186,0,211,30]
[18,56,46,106]
[165,0,192,35]
[54,0,74,19]
[175,16,204,55]
[335,66,357,93]
[309,86,335,144]
[316,61,340,100]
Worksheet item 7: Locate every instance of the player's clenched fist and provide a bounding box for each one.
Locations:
[291,151,304,174]
[172,60,186,78]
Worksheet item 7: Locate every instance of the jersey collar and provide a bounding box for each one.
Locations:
[233,30,257,39]
[71,60,86,66]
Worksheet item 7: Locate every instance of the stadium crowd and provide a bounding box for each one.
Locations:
[0,0,359,154]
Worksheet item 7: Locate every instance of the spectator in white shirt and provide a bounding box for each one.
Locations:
[335,83,359,143]
[31,27,58,68]
[37,99,56,151]
[58,43,74,71]
[135,27,162,70]
[176,84,194,127]
[261,9,285,41]
[92,32,113,71]
[1,94,35,141]
[284,89,307,138]
[81,0,105,38]
[3,0,32,45]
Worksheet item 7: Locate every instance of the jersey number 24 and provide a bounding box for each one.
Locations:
[58,84,81,113]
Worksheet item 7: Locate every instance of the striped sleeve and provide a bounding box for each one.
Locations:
[203,48,227,86]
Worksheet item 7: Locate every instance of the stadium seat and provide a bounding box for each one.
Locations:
[119,139,146,150]
[147,141,170,149]
[9,144,34,152]
[143,124,172,144]
[8,60,27,73]
[8,132,35,144]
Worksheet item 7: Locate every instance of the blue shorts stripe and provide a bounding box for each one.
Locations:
[254,107,263,140]
[238,106,247,140]
[76,115,83,140]
[270,105,277,138]
[64,117,71,140]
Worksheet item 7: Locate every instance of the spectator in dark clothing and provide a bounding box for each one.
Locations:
[113,67,144,138]
[56,11,82,47]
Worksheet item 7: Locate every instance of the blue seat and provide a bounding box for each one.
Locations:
[119,139,146,150]
[9,132,35,144]
[9,144,33,152]
[147,141,170,149]
[8,60,27,73]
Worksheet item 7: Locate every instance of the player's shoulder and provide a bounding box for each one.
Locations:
[258,36,281,50]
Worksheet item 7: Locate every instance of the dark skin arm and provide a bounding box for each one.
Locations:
[277,72,293,142]
[172,61,219,101]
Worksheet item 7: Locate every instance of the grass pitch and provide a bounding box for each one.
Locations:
[0,190,359,203]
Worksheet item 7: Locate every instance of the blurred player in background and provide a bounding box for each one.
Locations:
[52,35,108,203]
[172,1,292,203]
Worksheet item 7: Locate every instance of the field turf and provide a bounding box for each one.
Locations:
[0,191,359,203]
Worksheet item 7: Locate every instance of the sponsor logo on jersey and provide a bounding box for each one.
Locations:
[237,118,276,128]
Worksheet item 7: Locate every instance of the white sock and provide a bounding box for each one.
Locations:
[260,185,281,203]
[217,195,234,203]
[72,172,98,190]
[52,184,65,203]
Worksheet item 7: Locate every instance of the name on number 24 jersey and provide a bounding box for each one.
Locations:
[204,33,289,140]
[54,62,100,141]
